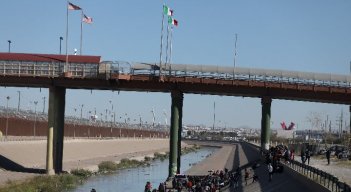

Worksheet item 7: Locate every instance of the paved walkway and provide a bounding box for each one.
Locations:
[184,141,327,192]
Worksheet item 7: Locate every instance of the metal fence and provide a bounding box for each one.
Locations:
[287,160,351,192]
[2,59,351,89]
[246,141,351,192]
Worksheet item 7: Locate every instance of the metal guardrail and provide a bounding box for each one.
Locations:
[287,160,351,192]
[246,141,351,192]
[1,59,351,89]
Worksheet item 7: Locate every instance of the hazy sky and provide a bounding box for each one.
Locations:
[0,0,350,130]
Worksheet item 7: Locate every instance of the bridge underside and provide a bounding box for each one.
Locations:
[1,75,351,104]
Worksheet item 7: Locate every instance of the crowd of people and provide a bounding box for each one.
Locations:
[144,168,236,192]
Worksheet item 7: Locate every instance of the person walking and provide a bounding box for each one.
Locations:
[301,150,306,164]
[305,149,311,165]
[326,149,331,165]
[268,163,273,182]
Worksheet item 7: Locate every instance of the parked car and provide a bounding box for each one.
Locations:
[329,145,347,157]
[318,148,327,155]
[337,150,350,159]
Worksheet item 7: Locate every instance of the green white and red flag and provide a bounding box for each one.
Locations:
[163,5,173,16]
[168,16,178,26]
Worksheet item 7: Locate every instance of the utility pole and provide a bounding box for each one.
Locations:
[17,91,21,112]
[212,101,216,130]
[233,34,238,80]
[42,96,46,114]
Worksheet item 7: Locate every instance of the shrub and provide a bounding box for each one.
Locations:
[71,168,93,178]
[98,161,118,172]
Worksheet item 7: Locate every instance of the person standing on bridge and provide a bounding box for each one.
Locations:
[268,163,273,182]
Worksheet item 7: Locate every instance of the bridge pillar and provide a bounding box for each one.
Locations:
[261,97,272,151]
[46,86,66,174]
[177,92,183,174]
[169,90,183,178]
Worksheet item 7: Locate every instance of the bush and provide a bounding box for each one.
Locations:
[71,168,93,178]
[98,161,118,173]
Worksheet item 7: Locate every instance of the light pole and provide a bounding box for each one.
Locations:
[59,37,63,54]
[151,108,155,129]
[7,40,11,53]
[139,114,142,128]
[80,104,84,123]
[33,101,38,137]
[42,96,46,114]
[17,91,20,112]
[212,101,216,130]
[74,108,77,138]
[6,96,10,138]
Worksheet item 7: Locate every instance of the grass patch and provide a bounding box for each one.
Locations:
[0,174,81,192]
[98,159,147,173]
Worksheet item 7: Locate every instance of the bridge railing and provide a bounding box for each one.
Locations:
[1,59,351,89]
[287,159,351,192]
[246,141,351,192]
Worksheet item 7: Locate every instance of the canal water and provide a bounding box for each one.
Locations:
[72,147,218,192]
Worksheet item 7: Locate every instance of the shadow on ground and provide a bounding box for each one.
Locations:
[0,155,45,174]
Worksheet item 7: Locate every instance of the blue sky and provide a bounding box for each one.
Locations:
[0,0,350,130]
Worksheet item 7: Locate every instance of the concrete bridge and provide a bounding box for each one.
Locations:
[0,52,351,177]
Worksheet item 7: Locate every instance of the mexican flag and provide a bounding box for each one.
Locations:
[168,16,178,26]
[163,5,173,16]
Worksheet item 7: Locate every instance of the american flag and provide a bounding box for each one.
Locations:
[83,14,93,24]
[68,2,81,10]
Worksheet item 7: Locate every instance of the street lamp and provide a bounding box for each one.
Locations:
[7,40,11,53]
[17,91,20,112]
[33,101,38,137]
[80,104,84,123]
[6,96,10,138]
[42,96,46,114]
[151,108,155,128]
[59,37,63,54]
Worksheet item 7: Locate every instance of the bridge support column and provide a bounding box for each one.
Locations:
[177,92,183,174]
[46,86,66,174]
[169,90,183,178]
[261,97,272,151]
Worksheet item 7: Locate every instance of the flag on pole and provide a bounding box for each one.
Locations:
[68,2,81,10]
[83,14,93,24]
[163,5,173,16]
[168,16,178,26]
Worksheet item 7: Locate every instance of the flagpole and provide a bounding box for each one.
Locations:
[169,26,173,72]
[233,33,238,80]
[65,0,69,73]
[159,5,165,77]
[80,10,83,55]
[165,23,170,71]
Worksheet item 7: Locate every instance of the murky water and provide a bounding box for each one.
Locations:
[72,147,217,192]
